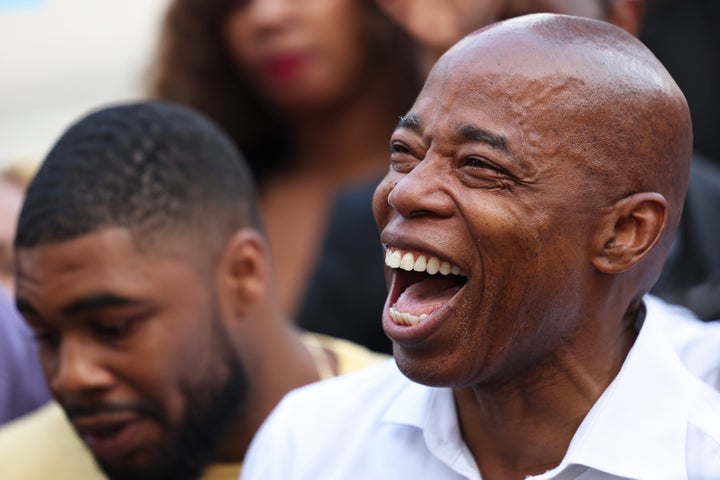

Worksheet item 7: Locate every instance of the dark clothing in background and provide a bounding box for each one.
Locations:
[640,0,720,162]
[298,180,391,354]
[653,153,720,320]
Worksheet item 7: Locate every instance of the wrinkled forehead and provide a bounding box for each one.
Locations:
[415,16,671,135]
[430,14,670,94]
[412,31,588,141]
[427,24,589,98]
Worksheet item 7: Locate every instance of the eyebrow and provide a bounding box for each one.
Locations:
[395,114,422,133]
[396,115,509,153]
[60,294,142,317]
[16,295,142,318]
[458,124,509,152]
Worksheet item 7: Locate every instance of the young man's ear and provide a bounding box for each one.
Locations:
[217,229,270,316]
[591,192,667,274]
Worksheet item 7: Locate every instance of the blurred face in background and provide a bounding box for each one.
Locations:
[224,0,370,114]
[500,0,606,19]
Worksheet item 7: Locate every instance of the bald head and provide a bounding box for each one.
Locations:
[437,13,690,243]
[382,13,691,310]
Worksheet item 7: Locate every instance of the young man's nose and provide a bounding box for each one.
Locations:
[50,338,115,399]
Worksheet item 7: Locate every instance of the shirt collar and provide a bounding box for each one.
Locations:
[382,297,696,479]
[540,297,692,479]
[383,370,479,477]
[383,376,455,438]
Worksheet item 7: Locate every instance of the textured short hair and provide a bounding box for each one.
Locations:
[15,101,262,260]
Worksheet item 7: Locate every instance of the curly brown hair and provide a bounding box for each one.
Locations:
[148,0,421,185]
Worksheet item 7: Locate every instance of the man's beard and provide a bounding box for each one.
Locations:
[97,319,249,480]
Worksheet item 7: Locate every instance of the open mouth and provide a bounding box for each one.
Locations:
[385,246,468,326]
[72,413,144,460]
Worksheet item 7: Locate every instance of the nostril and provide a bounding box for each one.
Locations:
[387,176,454,219]
[52,341,115,395]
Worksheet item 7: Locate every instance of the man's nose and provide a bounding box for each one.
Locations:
[50,338,114,399]
[245,0,294,29]
[387,157,454,219]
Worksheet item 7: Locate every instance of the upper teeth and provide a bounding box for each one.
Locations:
[384,248,465,276]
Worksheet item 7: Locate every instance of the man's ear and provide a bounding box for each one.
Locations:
[217,229,269,317]
[606,0,646,36]
[591,192,667,274]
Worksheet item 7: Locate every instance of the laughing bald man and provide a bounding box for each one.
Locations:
[241,14,720,480]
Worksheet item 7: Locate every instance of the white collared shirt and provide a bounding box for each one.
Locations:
[241,297,720,479]
[646,294,720,389]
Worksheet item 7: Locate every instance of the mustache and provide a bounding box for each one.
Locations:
[64,401,164,423]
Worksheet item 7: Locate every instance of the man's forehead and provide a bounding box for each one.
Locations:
[421,15,651,118]
[442,12,647,77]
[14,228,188,278]
[412,47,571,133]
[438,25,569,84]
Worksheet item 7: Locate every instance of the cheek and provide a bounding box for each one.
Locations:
[310,1,366,72]
[223,10,253,70]
[149,350,217,430]
[129,318,218,421]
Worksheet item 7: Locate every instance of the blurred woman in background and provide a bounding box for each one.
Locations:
[149,0,420,316]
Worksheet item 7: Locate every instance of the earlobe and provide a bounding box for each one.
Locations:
[592,192,667,274]
[218,230,269,316]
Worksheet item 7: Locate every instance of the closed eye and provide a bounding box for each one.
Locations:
[389,141,421,173]
[390,142,412,155]
[33,328,60,349]
[92,317,139,341]
[464,156,508,175]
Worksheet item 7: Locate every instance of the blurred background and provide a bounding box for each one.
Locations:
[640,0,719,163]
[0,0,170,171]
[0,0,717,171]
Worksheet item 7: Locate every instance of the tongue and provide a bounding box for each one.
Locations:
[395,276,463,317]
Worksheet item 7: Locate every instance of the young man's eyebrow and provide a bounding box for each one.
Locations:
[61,294,142,316]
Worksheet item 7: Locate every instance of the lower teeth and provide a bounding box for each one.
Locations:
[389,306,428,326]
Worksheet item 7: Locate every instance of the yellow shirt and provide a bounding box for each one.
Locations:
[0,332,386,479]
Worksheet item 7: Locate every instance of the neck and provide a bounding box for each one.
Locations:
[455,305,638,480]
[213,315,320,463]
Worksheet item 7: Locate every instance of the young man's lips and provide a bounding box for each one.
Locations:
[72,413,145,460]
